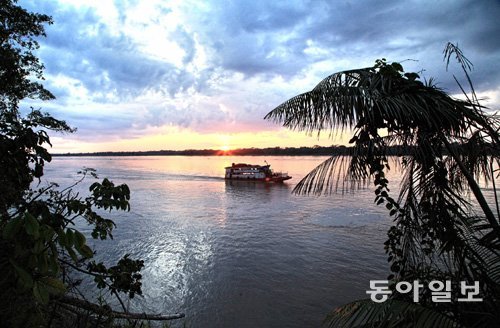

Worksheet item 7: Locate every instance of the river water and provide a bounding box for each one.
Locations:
[43,156,410,327]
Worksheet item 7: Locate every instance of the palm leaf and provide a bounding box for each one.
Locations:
[265,66,477,138]
[264,62,494,198]
[324,299,462,328]
[265,52,500,325]
[293,149,372,195]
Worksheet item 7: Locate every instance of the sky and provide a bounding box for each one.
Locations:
[18,0,500,153]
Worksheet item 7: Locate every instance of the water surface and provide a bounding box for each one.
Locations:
[44,156,402,327]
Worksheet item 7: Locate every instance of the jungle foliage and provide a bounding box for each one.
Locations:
[0,1,159,326]
[266,44,500,327]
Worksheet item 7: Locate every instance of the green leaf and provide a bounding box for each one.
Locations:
[24,212,40,239]
[33,240,44,253]
[33,282,50,304]
[57,229,67,247]
[66,246,78,262]
[65,228,74,246]
[37,252,48,274]
[40,277,66,294]
[10,260,33,289]
[89,182,99,191]
[404,72,420,81]
[78,244,94,259]
[34,163,43,178]
[40,225,55,241]
[391,62,404,72]
[28,254,37,268]
[48,244,60,274]
[74,230,86,249]
[2,217,23,240]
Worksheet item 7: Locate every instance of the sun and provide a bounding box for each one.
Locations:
[217,135,232,154]
[217,145,232,155]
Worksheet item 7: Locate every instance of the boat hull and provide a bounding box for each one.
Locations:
[224,176,292,183]
[224,162,292,182]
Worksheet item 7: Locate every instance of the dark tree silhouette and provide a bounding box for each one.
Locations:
[0,1,183,326]
[266,46,500,327]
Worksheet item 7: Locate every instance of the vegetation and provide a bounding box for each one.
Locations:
[51,145,402,157]
[0,1,183,326]
[2,0,498,326]
[265,45,500,327]
[53,144,500,158]
[52,146,348,157]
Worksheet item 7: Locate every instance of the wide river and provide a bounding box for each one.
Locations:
[43,156,411,327]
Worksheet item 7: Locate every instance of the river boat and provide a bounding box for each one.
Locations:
[224,162,292,182]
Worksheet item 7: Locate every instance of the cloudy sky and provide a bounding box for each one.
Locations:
[19,0,500,153]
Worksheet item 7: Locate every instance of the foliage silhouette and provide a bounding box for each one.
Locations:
[0,1,183,326]
[266,44,500,327]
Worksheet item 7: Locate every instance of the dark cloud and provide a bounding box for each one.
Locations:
[218,0,310,33]
[171,27,196,65]
[43,32,187,99]
[25,0,499,90]
[188,0,500,89]
[21,0,209,103]
[17,0,500,146]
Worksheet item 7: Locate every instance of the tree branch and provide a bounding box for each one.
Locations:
[57,295,185,321]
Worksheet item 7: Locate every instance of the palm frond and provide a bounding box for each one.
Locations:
[324,299,462,328]
[266,52,500,325]
[457,215,500,287]
[264,61,497,199]
[265,66,478,139]
[293,147,374,195]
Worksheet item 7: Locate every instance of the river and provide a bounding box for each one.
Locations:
[43,155,410,327]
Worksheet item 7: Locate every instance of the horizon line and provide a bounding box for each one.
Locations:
[52,145,346,156]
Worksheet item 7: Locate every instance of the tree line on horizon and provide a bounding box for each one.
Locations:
[53,143,500,157]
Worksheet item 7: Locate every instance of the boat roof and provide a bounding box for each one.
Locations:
[225,163,270,169]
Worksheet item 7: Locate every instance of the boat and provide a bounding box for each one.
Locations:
[224,162,292,182]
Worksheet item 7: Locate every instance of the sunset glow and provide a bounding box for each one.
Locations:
[4,1,500,326]
[49,127,348,153]
[18,0,499,153]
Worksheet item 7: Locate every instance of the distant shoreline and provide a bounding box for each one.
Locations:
[52,143,499,157]
[52,146,348,157]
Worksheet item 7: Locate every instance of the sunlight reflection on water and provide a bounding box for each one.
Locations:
[42,156,498,327]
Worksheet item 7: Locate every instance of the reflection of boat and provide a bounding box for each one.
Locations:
[224,162,292,182]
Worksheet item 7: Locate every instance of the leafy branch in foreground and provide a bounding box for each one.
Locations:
[266,44,499,327]
[0,1,184,326]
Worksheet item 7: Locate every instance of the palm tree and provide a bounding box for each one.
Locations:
[265,43,499,327]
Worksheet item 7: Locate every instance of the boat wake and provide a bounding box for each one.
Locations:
[108,170,224,182]
[166,174,224,181]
